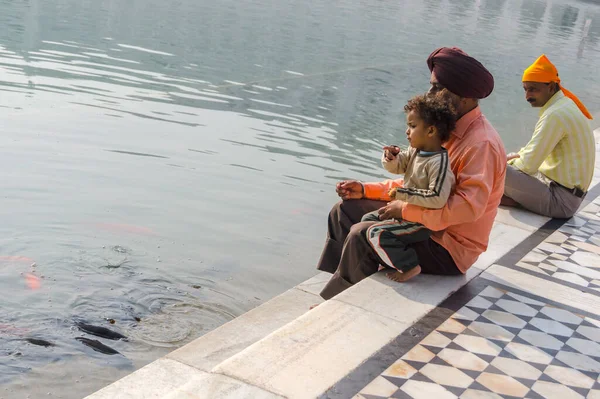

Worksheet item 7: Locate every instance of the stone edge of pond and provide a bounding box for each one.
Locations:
[84,128,600,399]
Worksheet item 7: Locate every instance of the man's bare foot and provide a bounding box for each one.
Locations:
[386,266,421,282]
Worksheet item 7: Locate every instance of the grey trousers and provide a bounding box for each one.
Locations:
[504,165,584,218]
[317,199,460,300]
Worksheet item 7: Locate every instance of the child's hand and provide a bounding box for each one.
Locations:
[383,146,400,161]
[378,200,404,220]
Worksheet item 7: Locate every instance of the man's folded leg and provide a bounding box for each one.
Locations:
[503,165,555,217]
[504,165,582,218]
[317,199,387,274]
[319,221,381,300]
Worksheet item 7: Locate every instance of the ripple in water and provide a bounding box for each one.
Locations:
[129,301,236,347]
[128,313,192,347]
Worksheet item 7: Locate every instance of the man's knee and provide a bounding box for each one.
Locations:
[504,165,523,191]
[328,200,343,218]
[348,221,375,242]
[329,200,362,221]
[550,203,577,219]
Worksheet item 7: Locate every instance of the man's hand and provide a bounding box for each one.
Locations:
[383,146,401,162]
[378,200,404,220]
[507,152,520,162]
[336,180,364,200]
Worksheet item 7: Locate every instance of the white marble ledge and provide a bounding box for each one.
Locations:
[327,218,531,325]
[213,299,408,399]
[84,358,280,399]
[495,206,551,232]
[471,221,533,271]
[332,271,467,325]
[84,359,195,399]
[167,286,322,373]
[483,265,600,318]
[162,371,283,399]
[295,271,332,296]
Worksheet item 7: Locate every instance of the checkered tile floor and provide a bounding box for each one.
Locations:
[514,198,600,293]
[356,286,600,399]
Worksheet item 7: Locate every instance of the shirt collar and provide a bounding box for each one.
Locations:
[453,106,482,139]
[539,90,564,116]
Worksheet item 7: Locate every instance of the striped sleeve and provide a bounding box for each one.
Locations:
[393,152,455,209]
[510,112,565,175]
[382,147,414,174]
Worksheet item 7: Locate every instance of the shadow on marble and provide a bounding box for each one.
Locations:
[471,222,533,271]
[328,222,533,327]
[495,206,550,233]
[353,279,600,399]
[331,272,468,326]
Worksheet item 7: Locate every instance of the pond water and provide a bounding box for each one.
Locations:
[1,0,600,397]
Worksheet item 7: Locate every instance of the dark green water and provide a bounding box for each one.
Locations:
[1,0,599,397]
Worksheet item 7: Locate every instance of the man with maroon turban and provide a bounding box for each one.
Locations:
[315,47,507,301]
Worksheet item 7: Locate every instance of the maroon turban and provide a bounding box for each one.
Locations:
[427,47,494,99]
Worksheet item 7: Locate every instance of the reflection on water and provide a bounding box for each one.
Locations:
[551,4,580,36]
[478,0,509,29]
[1,0,600,397]
[519,0,549,38]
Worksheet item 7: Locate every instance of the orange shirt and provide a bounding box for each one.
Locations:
[363,107,506,273]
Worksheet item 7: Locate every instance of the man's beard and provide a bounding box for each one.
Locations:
[430,89,461,114]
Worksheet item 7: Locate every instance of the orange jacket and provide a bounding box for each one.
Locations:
[363,107,507,273]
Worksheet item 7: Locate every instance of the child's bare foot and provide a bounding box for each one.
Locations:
[386,265,421,282]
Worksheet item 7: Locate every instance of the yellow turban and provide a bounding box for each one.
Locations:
[522,54,592,120]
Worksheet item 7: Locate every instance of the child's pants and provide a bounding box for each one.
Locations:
[361,210,431,272]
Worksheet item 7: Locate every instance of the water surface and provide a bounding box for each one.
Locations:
[1,0,600,397]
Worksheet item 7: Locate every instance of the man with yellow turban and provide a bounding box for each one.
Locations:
[502,54,595,218]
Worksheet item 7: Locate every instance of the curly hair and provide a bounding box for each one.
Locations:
[404,94,457,142]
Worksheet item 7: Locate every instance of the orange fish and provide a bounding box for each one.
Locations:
[0,256,34,263]
[24,273,41,290]
[0,324,30,335]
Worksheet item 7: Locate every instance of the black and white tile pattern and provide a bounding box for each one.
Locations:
[512,198,600,293]
[356,285,600,399]
[337,188,600,399]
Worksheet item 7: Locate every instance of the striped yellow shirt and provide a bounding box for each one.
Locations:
[509,91,595,191]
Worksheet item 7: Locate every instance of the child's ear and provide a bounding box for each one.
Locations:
[428,126,437,137]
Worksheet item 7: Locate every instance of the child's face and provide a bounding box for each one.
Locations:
[405,110,434,150]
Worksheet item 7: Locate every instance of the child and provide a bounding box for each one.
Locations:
[361,94,456,282]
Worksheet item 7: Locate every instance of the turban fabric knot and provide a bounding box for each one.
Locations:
[522,54,592,120]
[427,47,494,99]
